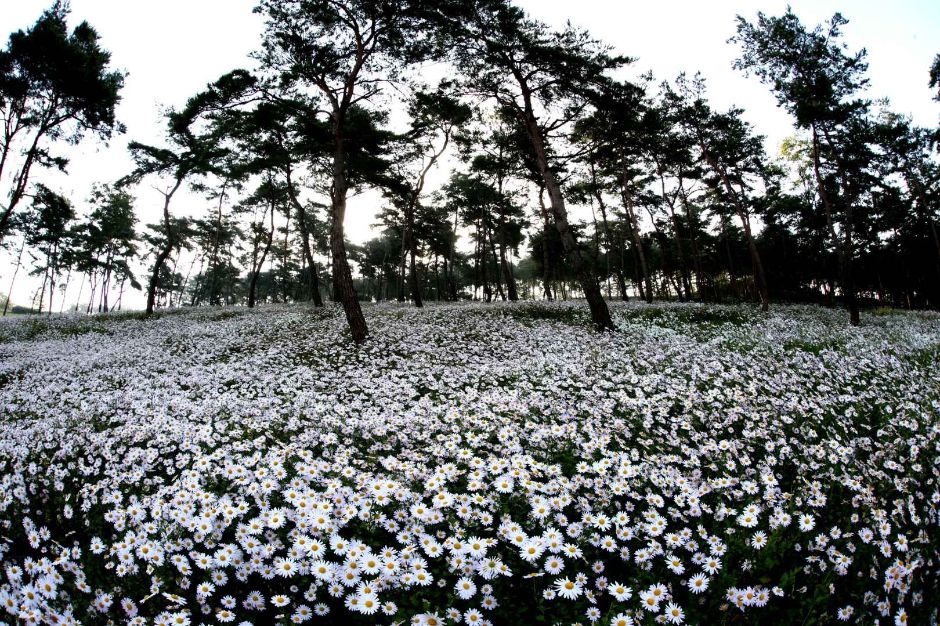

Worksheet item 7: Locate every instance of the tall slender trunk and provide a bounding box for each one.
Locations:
[644,204,682,300]
[401,205,422,307]
[698,141,769,311]
[495,198,518,301]
[678,180,706,301]
[178,256,197,308]
[248,197,276,308]
[486,218,505,301]
[208,184,227,306]
[498,242,517,301]
[330,124,368,343]
[397,228,407,303]
[720,215,738,301]
[58,267,72,314]
[73,272,86,314]
[146,178,184,316]
[655,164,693,300]
[284,167,323,307]
[537,188,553,301]
[409,239,423,308]
[447,203,460,300]
[516,81,613,329]
[812,126,859,325]
[589,164,627,301]
[477,216,490,302]
[2,239,25,316]
[403,127,452,307]
[46,244,59,317]
[113,277,126,312]
[620,173,653,304]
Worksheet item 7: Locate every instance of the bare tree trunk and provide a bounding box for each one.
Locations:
[447,203,460,301]
[146,179,183,316]
[284,168,324,307]
[720,215,738,301]
[496,205,518,301]
[409,238,423,308]
[812,126,859,325]
[2,239,25,316]
[699,143,769,311]
[477,216,491,302]
[589,167,627,301]
[248,197,276,309]
[330,128,368,343]
[486,219,505,301]
[678,180,706,301]
[73,271,86,314]
[517,84,612,329]
[58,267,71,314]
[621,173,653,304]
[537,188,554,301]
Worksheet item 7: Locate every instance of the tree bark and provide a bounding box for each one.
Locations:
[620,173,653,304]
[284,168,324,306]
[515,82,613,329]
[330,128,368,343]
[248,197,276,308]
[812,126,859,325]
[698,142,769,311]
[146,178,183,316]
[537,188,554,301]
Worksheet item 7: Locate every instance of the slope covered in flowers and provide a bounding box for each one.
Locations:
[0,302,938,626]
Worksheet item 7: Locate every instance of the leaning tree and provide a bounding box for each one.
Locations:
[733,9,873,325]
[0,1,124,245]
[433,0,629,329]
[255,0,439,343]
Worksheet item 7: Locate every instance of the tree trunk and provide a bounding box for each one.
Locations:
[486,219,505,301]
[517,84,613,329]
[476,216,490,302]
[678,181,706,301]
[146,179,183,316]
[812,126,859,326]
[248,198,276,309]
[330,128,368,343]
[397,228,407,303]
[409,237,423,308]
[699,142,769,311]
[537,188,554,301]
[589,168,628,302]
[447,203,460,301]
[620,173,653,304]
[284,168,324,307]
[208,185,226,306]
[2,239,25,316]
[496,204,518,301]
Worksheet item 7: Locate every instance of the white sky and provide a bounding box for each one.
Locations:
[1,0,938,311]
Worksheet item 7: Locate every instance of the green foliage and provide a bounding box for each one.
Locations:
[0,1,124,240]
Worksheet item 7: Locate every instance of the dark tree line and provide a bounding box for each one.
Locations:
[2,1,938,334]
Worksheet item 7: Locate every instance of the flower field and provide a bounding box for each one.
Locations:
[0,302,938,626]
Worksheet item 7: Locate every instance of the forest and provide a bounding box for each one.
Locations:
[0,0,938,338]
[0,1,939,625]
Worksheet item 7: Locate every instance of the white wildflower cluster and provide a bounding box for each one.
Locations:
[0,302,937,625]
